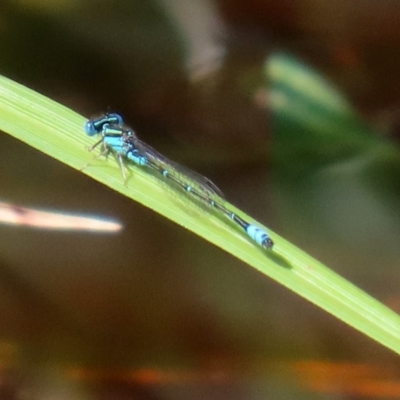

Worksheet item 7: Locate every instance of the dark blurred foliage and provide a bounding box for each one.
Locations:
[1,1,400,399]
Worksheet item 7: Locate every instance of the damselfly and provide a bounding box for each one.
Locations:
[84,113,274,249]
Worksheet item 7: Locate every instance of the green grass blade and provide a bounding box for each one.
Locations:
[1,73,400,354]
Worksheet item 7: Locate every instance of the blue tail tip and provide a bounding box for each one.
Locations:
[247,224,274,249]
[263,237,274,249]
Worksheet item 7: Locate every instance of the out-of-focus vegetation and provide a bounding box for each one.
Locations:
[1,1,400,398]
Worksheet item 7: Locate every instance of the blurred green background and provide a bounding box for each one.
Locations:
[1,0,400,398]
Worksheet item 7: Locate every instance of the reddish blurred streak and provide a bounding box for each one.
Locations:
[66,367,230,385]
[0,201,122,232]
[293,360,400,397]
[62,359,400,398]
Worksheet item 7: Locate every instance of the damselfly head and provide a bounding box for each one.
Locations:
[84,113,125,136]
